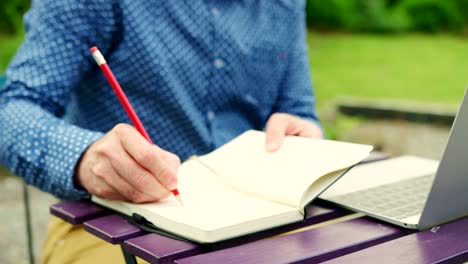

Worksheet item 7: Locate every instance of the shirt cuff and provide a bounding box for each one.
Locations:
[51,127,104,200]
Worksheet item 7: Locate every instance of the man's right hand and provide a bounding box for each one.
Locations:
[75,123,180,203]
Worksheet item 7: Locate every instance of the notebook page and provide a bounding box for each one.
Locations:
[93,159,301,242]
[200,130,373,208]
[135,159,298,231]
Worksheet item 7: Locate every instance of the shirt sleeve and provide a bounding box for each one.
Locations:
[0,0,117,200]
[272,3,322,129]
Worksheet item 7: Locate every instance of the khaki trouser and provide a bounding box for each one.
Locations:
[43,216,147,264]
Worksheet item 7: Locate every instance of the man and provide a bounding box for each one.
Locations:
[0,1,322,263]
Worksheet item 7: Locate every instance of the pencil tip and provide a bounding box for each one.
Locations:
[175,195,184,206]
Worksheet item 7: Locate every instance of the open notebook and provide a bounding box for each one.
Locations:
[93,130,372,243]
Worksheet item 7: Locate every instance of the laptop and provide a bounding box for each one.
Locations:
[320,88,468,230]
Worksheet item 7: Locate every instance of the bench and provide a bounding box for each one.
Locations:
[336,97,457,125]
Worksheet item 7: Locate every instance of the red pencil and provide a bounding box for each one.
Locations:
[90,46,183,205]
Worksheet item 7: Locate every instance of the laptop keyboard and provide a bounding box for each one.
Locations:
[329,174,435,220]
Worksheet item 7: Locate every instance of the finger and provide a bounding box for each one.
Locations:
[107,146,171,200]
[150,146,179,190]
[90,160,128,201]
[265,114,288,152]
[98,157,164,203]
[114,124,178,190]
[297,122,323,138]
[159,148,181,172]
[91,176,127,201]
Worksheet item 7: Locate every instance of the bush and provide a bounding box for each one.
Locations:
[306,0,466,33]
[306,0,359,30]
[306,0,411,32]
[455,0,468,24]
[353,0,411,32]
[398,0,463,32]
[0,0,30,35]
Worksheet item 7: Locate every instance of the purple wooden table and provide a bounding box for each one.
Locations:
[49,198,468,264]
[47,151,467,263]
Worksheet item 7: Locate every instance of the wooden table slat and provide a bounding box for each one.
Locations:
[83,214,145,244]
[323,217,468,264]
[50,200,109,225]
[124,234,201,264]
[175,217,407,264]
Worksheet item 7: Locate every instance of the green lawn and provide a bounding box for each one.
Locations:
[308,32,468,108]
[0,33,23,72]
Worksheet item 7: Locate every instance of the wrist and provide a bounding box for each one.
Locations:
[73,143,93,192]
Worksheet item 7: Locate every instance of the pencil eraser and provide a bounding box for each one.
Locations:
[90,46,99,53]
[90,46,106,65]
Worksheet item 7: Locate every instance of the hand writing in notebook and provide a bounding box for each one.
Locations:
[265,113,323,152]
[75,123,180,203]
[93,130,373,243]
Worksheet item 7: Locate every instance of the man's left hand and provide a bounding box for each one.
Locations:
[265,113,323,152]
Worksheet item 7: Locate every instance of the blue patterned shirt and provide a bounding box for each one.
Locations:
[0,0,319,200]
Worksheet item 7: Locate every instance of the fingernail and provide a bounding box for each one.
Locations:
[167,177,178,190]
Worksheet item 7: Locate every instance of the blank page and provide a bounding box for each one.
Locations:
[200,130,373,208]
[94,159,301,242]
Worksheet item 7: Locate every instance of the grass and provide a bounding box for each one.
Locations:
[0,34,22,176]
[0,33,23,72]
[308,32,468,109]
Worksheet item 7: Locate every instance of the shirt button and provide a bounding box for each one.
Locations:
[212,7,220,16]
[207,111,215,121]
[214,59,225,69]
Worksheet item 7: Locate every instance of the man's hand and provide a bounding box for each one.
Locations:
[75,123,180,203]
[265,113,323,152]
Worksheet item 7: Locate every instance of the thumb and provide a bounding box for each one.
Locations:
[265,114,288,152]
